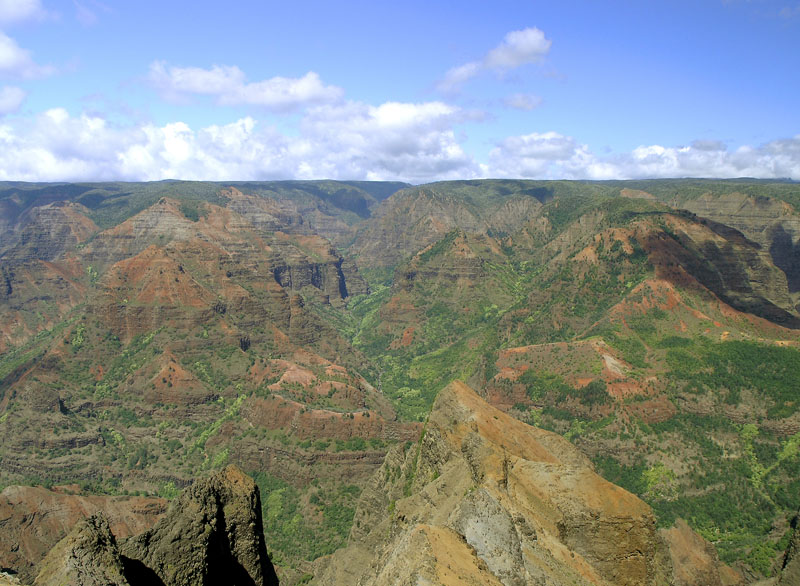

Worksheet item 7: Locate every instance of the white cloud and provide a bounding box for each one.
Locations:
[149,61,343,112]
[0,84,24,114]
[484,28,552,69]
[149,62,245,96]
[0,0,46,24]
[438,27,552,92]
[0,30,53,78]
[298,101,479,181]
[487,131,800,180]
[489,132,589,178]
[0,101,480,182]
[504,93,543,111]
[1,102,797,183]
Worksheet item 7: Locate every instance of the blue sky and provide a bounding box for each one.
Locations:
[0,0,798,182]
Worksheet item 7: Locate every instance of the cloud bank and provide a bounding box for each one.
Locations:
[0,30,53,78]
[0,106,797,182]
[0,102,479,182]
[488,131,800,180]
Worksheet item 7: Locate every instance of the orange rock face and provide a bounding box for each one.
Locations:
[317,381,683,586]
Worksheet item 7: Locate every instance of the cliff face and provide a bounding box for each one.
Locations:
[640,213,800,326]
[17,467,278,586]
[0,201,97,351]
[121,466,278,586]
[0,192,368,351]
[0,486,166,584]
[0,201,97,262]
[778,521,800,585]
[680,193,800,296]
[315,381,696,586]
[6,179,800,581]
[660,520,744,586]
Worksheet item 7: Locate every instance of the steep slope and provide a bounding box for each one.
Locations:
[337,191,800,578]
[0,486,166,584]
[681,192,800,300]
[20,467,277,586]
[349,180,549,269]
[315,381,740,585]
[615,181,800,304]
[0,201,98,352]
[121,466,278,586]
[5,178,800,582]
[33,515,132,586]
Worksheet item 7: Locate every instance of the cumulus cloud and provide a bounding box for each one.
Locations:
[0,0,46,24]
[149,61,344,112]
[438,27,551,92]
[0,84,24,114]
[0,101,480,182]
[487,131,800,180]
[0,30,54,78]
[1,102,797,182]
[504,93,543,111]
[297,101,479,181]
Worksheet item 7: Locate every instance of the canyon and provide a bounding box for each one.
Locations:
[1,178,800,584]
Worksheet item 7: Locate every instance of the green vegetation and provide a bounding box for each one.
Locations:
[417,229,458,263]
[667,339,800,417]
[252,470,361,563]
[179,200,203,222]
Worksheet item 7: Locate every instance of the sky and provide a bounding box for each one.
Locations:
[0,0,798,183]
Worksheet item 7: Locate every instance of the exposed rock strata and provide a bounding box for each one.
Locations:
[351,184,544,268]
[681,193,800,295]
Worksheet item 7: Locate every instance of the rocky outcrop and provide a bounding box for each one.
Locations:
[315,380,678,585]
[5,467,279,586]
[33,515,131,586]
[120,466,278,586]
[0,486,166,584]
